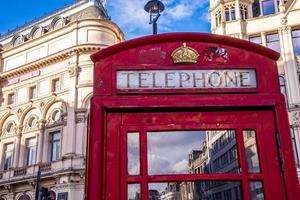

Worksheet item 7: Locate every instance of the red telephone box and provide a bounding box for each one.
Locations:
[87,33,300,200]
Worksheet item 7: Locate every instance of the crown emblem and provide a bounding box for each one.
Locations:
[171,43,199,64]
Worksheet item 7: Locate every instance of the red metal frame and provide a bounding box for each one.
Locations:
[87,33,300,200]
[117,111,284,199]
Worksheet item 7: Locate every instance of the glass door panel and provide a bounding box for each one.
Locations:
[116,111,285,200]
[147,130,240,175]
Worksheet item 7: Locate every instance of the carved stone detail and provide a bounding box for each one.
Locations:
[292,111,300,125]
[279,25,291,34]
[68,66,81,78]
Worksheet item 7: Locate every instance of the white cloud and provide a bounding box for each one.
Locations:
[107,0,210,39]
[172,159,188,173]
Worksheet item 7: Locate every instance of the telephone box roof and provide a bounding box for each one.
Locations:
[91,32,280,62]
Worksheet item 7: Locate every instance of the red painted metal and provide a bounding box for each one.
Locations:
[87,33,300,200]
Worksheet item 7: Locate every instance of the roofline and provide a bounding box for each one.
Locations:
[90,32,280,62]
[0,0,108,41]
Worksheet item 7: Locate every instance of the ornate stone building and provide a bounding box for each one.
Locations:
[209,0,300,178]
[0,0,124,199]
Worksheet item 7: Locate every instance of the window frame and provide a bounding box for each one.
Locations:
[7,92,16,105]
[29,85,37,99]
[292,29,300,56]
[261,0,277,16]
[49,130,62,162]
[25,137,37,166]
[51,78,60,93]
[2,143,14,170]
[266,32,281,53]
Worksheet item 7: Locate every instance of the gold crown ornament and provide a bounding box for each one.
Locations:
[171,43,199,64]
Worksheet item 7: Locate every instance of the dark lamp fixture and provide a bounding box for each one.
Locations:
[144,0,165,13]
[144,0,165,34]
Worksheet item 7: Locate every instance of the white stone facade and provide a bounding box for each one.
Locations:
[210,0,300,178]
[0,0,124,199]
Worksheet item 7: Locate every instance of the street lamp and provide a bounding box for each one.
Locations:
[144,0,165,35]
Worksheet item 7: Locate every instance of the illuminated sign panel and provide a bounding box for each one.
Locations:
[117,69,256,90]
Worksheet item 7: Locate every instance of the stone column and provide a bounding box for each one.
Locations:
[279,0,285,12]
[279,24,300,105]
[13,126,22,167]
[64,50,81,157]
[36,120,46,163]
[235,0,241,20]
[261,32,267,46]
[75,108,87,155]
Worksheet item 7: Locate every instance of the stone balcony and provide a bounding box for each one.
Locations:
[0,155,85,184]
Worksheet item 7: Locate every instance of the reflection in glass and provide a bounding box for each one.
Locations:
[147,130,239,175]
[249,181,264,200]
[149,181,242,200]
[243,130,261,173]
[127,132,140,175]
[128,184,140,200]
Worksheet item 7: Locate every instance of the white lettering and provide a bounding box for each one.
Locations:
[117,69,257,90]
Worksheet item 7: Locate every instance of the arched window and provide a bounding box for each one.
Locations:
[13,36,23,47]
[52,18,64,30]
[31,27,43,39]
[5,122,15,134]
[17,194,31,200]
[52,110,61,122]
[240,5,248,20]
[230,6,236,20]
[225,8,230,21]
[215,10,222,26]
[28,116,38,128]
[49,191,56,200]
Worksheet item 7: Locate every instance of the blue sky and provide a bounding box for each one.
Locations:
[0,0,211,40]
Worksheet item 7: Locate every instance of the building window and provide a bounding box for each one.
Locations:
[6,122,15,134]
[26,138,37,166]
[215,10,222,26]
[292,29,300,56]
[252,0,261,17]
[52,78,60,92]
[279,76,288,105]
[32,27,43,39]
[51,110,61,122]
[262,0,276,15]
[230,6,236,20]
[28,116,38,128]
[224,5,236,22]
[53,18,64,30]
[290,127,300,165]
[3,143,14,170]
[13,36,23,47]
[249,36,262,45]
[240,5,248,20]
[29,85,37,99]
[17,194,31,200]
[50,131,61,161]
[8,93,16,105]
[266,33,281,53]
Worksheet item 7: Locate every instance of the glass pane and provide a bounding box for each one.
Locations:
[127,132,140,175]
[149,181,242,200]
[292,30,300,56]
[128,184,141,200]
[249,37,262,45]
[147,130,239,175]
[243,130,261,173]
[249,181,264,200]
[262,0,275,15]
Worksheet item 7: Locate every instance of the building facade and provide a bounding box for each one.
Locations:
[0,0,124,199]
[209,0,300,178]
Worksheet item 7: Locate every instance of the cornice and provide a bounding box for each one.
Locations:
[0,44,101,82]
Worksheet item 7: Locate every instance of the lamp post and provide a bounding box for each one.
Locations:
[144,0,165,34]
